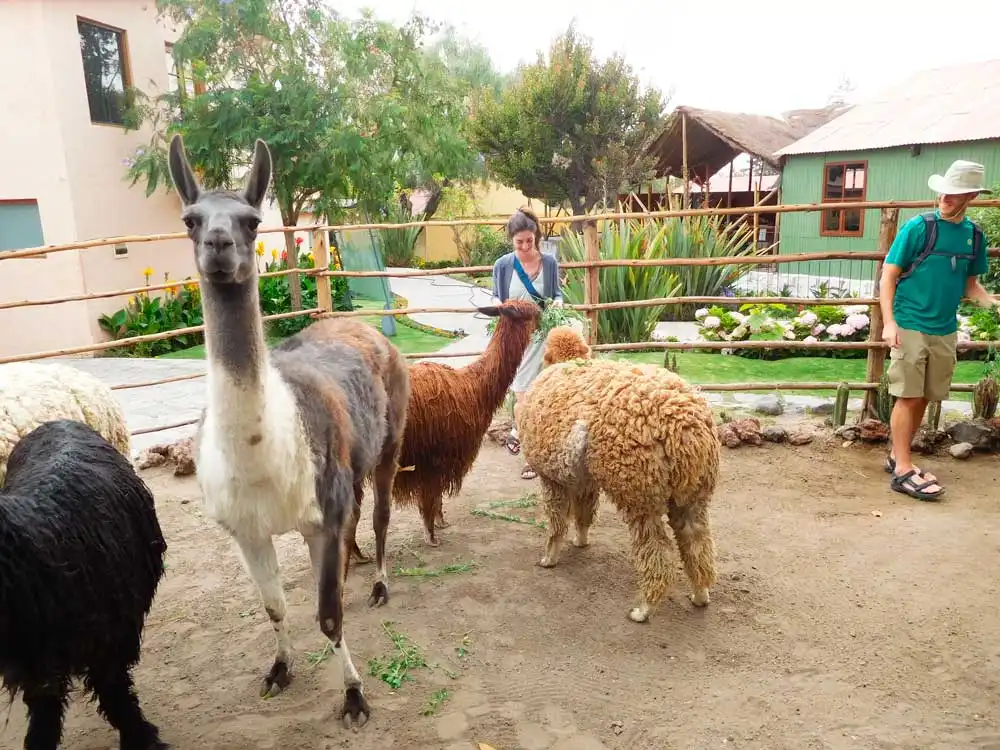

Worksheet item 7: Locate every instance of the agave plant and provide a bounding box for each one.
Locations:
[559,217,682,344]
[656,211,763,321]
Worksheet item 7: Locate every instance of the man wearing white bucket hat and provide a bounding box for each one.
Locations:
[879,159,995,501]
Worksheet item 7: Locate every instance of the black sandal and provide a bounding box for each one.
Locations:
[891,469,945,501]
[505,434,521,456]
[886,455,938,482]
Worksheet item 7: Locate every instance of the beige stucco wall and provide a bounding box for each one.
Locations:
[417,183,546,263]
[0,0,195,360]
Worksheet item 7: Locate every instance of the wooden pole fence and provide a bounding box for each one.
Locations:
[4,198,1000,261]
[0,267,318,311]
[0,308,321,365]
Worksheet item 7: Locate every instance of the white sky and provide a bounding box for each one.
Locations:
[330,0,1000,117]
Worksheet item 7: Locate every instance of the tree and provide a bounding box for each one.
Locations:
[467,23,667,218]
[125,0,484,305]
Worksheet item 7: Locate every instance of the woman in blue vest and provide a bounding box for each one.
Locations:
[491,207,563,480]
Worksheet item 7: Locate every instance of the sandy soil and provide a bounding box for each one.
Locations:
[4,438,1000,750]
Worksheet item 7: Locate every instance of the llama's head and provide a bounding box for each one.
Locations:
[167,134,272,286]
[542,325,591,366]
[476,299,542,329]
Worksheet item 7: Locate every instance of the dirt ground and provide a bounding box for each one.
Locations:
[4,437,1000,750]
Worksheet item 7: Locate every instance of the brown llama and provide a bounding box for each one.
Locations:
[359,299,540,547]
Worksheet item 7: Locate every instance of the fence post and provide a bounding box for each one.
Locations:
[311,228,334,315]
[583,220,600,345]
[861,207,899,420]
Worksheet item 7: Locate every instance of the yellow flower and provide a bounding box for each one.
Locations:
[165,280,179,294]
[271,249,279,260]
[185,281,199,292]
[142,266,154,278]
[256,241,265,256]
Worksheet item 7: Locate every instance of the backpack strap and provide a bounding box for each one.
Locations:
[897,212,939,282]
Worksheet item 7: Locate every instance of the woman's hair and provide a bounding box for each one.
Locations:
[506,207,542,248]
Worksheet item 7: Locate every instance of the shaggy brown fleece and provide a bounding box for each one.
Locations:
[519,326,720,624]
[389,299,540,546]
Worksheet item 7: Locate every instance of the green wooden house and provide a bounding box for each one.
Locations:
[773,58,1000,283]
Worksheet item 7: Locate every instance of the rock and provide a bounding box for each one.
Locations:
[486,418,514,446]
[753,394,784,416]
[949,442,974,459]
[946,420,1000,452]
[136,437,196,476]
[808,402,835,416]
[762,426,788,443]
[787,431,814,446]
[717,418,762,448]
[857,419,890,443]
[911,428,947,455]
[834,425,860,442]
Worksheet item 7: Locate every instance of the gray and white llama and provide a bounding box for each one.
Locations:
[167,134,410,730]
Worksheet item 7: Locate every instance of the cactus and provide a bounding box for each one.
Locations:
[926,400,942,431]
[832,381,850,427]
[663,352,679,373]
[875,371,895,425]
[972,375,1000,421]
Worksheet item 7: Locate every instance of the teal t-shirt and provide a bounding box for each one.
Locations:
[885,211,987,335]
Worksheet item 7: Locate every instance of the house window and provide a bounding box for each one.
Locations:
[78,18,131,125]
[821,161,867,237]
[0,200,45,252]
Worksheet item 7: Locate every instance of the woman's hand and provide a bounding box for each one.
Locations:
[551,298,563,308]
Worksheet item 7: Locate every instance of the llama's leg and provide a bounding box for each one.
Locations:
[420,490,440,547]
[667,498,717,607]
[571,486,599,548]
[368,444,400,606]
[537,479,571,568]
[621,505,679,623]
[348,481,372,565]
[316,527,370,731]
[233,534,294,697]
[22,680,70,750]
[434,495,450,529]
[87,666,168,750]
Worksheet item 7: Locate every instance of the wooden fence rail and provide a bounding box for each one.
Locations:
[2,204,999,437]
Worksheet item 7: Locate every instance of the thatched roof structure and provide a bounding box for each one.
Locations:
[647,104,850,181]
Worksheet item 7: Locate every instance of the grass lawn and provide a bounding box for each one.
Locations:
[609,351,988,400]
[157,298,455,360]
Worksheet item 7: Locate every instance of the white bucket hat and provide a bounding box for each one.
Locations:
[927,160,992,195]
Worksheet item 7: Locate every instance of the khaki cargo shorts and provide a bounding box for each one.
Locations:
[887,327,957,402]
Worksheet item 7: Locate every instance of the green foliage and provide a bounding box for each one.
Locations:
[968,182,1000,293]
[651,211,760,320]
[485,300,586,344]
[972,348,1000,420]
[98,278,204,357]
[560,218,682,344]
[467,23,667,214]
[126,1,482,231]
[98,249,351,356]
[375,199,425,267]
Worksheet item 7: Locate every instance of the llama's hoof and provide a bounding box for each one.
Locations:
[350,542,373,565]
[341,686,370,732]
[260,659,292,698]
[120,726,170,750]
[434,517,450,530]
[690,590,710,607]
[572,532,589,548]
[422,529,440,547]
[537,556,557,568]
[368,580,389,608]
[628,605,651,623]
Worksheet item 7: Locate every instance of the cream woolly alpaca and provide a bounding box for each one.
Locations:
[518,326,719,623]
[0,362,130,484]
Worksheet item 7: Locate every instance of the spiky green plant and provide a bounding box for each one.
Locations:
[972,375,999,420]
[558,217,682,344]
[876,371,895,425]
[832,381,850,427]
[925,400,942,431]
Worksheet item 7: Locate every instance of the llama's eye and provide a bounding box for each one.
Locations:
[246,217,261,232]
[183,217,196,230]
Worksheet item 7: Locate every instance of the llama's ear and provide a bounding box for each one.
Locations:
[475,305,502,318]
[243,138,272,209]
[168,134,201,207]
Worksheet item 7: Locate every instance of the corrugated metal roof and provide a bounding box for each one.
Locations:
[776,58,1000,156]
